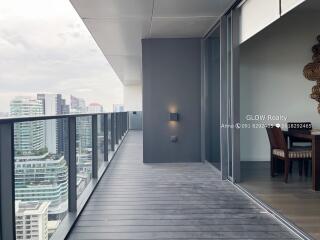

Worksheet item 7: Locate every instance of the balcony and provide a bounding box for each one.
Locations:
[0,113,299,240]
[2,0,320,239]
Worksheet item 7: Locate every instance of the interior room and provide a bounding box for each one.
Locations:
[239,0,320,239]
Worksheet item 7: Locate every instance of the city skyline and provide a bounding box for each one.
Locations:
[11,93,97,239]
[3,93,122,117]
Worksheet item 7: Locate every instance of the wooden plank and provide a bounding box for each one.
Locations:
[68,132,297,240]
[241,161,320,239]
[69,231,298,240]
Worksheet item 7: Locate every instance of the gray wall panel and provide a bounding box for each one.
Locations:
[142,38,201,163]
[129,111,143,130]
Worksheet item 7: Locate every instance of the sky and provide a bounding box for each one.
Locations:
[0,0,123,113]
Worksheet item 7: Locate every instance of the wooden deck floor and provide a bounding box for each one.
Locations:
[68,131,298,240]
[240,161,320,240]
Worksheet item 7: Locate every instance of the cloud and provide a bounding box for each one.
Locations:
[0,0,123,112]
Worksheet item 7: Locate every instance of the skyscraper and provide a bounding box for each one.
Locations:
[37,94,69,155]
[11,95,69,220]
[10,96,45,156]
[77,117,92,150]
[14,153,68,218]
[70,95,86,113]
[60,98,70,157]
[70,95,93,195]
[61,98,70,115]
[15,201,50,240]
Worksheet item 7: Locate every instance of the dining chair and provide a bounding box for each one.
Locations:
[266,126,312,183]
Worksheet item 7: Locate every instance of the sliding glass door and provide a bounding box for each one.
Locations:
[204,26,221,170]
[203,7,240,181]
[209,8,240,182]
[223,9,240,182]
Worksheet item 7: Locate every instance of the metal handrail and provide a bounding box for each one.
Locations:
[0,112,128,123]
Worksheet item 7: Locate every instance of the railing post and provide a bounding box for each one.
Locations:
[111,113,115,151]
[123,112,125,135]
[115,113,119,145]
[120,112,122,138]
[118,113,120,141]
[68,117,77,213]
[124,112,126,133]
[120,113,122,139]
[104,114,108,162]
[120,112,124,138]
[119,113,122,140]
[126,112,128,132]
[125,112,127,132]
[127,112,129,131]
[0,122,15,240]
[92,115,98,179]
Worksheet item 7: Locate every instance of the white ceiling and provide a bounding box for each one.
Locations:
[70,0,235,85]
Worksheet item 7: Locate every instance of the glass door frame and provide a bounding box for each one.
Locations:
[221,8,240,182]
[202,23,222,170]
[202,5,240,183]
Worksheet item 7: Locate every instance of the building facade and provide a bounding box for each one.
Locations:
[14,153,68,218]
[37,94,69,155]
[15,201,49,240]
[10,96,45,156]
[70,95,86,113]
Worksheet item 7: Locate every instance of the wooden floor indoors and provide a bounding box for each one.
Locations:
[240,161,320,240]
[68,132,298,239]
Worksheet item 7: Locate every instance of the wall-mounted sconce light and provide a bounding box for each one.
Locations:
[169,111,179,143]
[169,112,179,122]
[170,135,178,143]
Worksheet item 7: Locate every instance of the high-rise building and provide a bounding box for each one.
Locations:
[70,95,86,113]
[43,94,58,154]
[77,117,92,149]
[10,96,45,156]
[15,153,68,218]
[70,96,92,193]
[15,201,49,240]
[11,95,69,237]
[37,94,69,155]
[60,98,70,157]
[87,102,103,113]
[61,99,70,114]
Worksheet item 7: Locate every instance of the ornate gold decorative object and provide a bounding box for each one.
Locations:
[303,35,320,113]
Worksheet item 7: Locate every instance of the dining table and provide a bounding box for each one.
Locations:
[284,130,320,191]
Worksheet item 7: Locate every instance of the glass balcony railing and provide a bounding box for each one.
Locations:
[14,118,69,240]
[76,116,92,197]
[97,115,105,168]
[107,114,112,155]
[0,112,129,240]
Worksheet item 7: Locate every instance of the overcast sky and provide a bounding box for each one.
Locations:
[0,0,123,113]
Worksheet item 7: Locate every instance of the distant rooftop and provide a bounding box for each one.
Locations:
[89,102,102,106]
[15,201,49,215]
